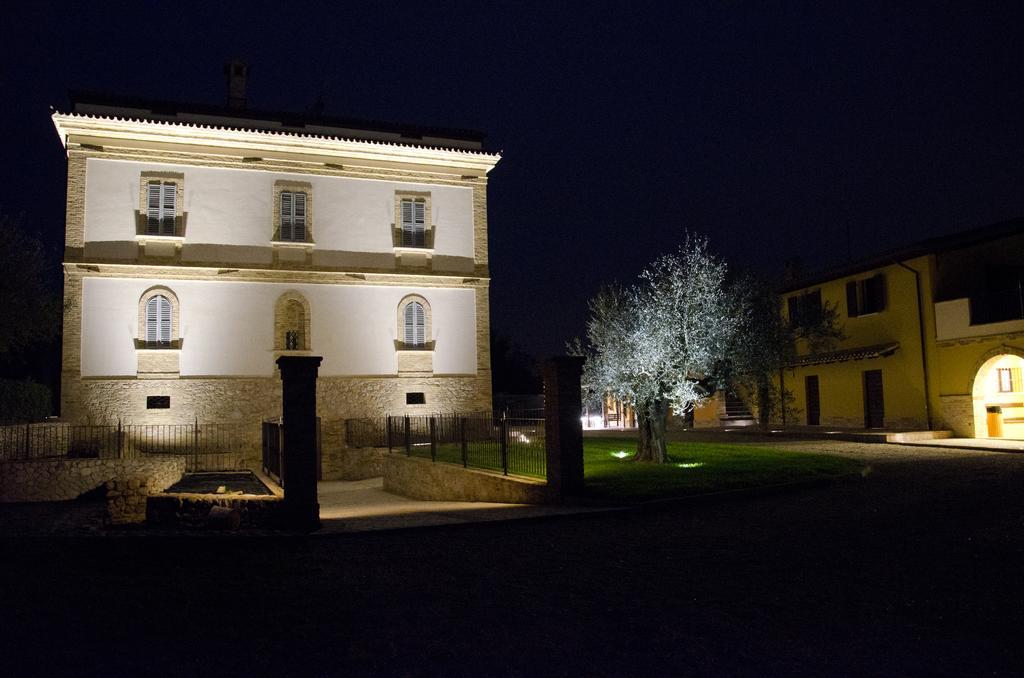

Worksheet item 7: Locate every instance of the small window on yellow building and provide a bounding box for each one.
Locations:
[846,274,886,317]
[997,367,1021,393]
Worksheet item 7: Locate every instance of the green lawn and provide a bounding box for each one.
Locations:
[583,437,861,502]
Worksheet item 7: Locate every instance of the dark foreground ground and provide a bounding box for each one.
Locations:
[2,440,1024,676]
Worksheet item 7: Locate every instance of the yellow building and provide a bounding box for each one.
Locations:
[778,218,1024,438]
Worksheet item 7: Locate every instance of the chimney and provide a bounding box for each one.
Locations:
[225,60,248,109]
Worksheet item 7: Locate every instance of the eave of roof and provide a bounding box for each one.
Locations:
[50,110,502,175]
[68,89,488,148]
[789,342,900,368]
[781,217,1024,293]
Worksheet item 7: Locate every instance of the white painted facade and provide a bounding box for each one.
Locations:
[81,278,477,378]
[84,158,475,259]
[54,97,500,424]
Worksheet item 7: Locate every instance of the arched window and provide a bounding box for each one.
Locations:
[137,287,180,350]
[404,301,425,346]
[145,295,172,346]
[397,295,432,351]
[274,292,311,351]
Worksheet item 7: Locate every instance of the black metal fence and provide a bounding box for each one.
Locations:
[383,412,546,479]
[262,419,284,484]
[344,416,389,449]
[260,417,321,487]
[0,421,255,472]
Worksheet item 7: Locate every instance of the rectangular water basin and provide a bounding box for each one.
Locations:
[164,471,273,496]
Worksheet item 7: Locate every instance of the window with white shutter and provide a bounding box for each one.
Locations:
[279,191,307,242]
[403,301,425,346]
[400,198,426,247]
[146,181,177,236]
[145,295,172,347]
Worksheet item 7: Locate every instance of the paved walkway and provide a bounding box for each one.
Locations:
[317,477,597,533]
[899,436,1024,452]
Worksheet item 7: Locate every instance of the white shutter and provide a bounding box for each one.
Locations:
[404,302,425,346]
[161,183,176,235]
[293,192,306,241]
[147,183,162,234]
[413,201,425,247]
[414,302,425,345]
[146,297,158,343]
[401,199,414,246]
[158,296,172,343]
[404,303,414,344]
[280,192,293,241]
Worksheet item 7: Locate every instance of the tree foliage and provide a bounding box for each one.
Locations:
[577,235,738,462]
[0,212,60,361]
[726,272,843,429]
[0,379,51,424]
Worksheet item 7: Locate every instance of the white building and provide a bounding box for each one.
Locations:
[52,67,500,428]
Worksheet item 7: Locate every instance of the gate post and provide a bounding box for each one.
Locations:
[543,356,585,497]
[276,356,323,532]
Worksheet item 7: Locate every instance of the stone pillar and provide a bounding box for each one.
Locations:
[543,356,585,497]
[277,356,322,531]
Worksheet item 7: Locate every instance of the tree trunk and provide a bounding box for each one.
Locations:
[635,398,669,463]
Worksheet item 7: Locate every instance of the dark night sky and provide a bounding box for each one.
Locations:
[2,1,1022,361]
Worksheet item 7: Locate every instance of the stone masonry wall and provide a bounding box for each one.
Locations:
[0,455,185,503]
[61,374,491,426]
[938,395,974,437]
[321,446,388,480]
[383,454,555,504]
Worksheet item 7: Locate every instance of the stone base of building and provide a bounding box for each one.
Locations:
[938,394,974,437]
[60,374,492,425]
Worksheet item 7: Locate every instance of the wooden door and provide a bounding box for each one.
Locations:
[805,376,820,426]
[863,370,885,429]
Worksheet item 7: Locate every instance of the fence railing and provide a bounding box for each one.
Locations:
[383,413,546,479]
[0,420,255,472]
[260,417,321,487]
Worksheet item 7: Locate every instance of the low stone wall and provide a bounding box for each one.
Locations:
[383,454,555,504]
[322,446,388,480]
[107,475,169,525]
[0,455,185,504]
[147,493,284,528]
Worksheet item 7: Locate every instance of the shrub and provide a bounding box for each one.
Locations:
[0,379,52,424]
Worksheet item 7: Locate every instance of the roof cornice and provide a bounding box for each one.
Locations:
[51,111,502,174]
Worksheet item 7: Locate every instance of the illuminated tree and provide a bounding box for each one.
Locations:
[578,235,737,462]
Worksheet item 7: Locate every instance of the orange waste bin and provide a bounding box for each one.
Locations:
[986,407,1004,438]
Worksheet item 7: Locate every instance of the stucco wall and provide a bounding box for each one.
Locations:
[80,277,477,377]
[776,255,934,430]
[84,158,475,259]
[783,358,928,429]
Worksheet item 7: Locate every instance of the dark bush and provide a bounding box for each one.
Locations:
[0,379,52,424]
